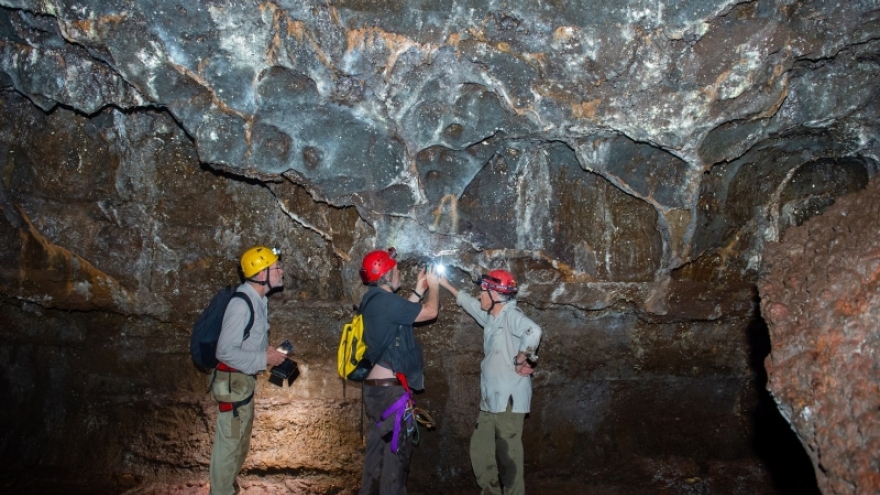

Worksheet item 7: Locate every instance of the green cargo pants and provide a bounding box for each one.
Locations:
[209,372,256,495]
[470,400,526,495]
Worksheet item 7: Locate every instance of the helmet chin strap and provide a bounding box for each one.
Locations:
[250,268,272,290]
[485,292,502,314]
[379,271,400,292]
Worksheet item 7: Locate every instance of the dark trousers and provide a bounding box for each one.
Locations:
[359,384,413,495]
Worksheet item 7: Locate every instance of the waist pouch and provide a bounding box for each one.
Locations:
[210,368,256,404]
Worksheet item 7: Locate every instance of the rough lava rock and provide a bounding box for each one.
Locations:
[759,175,880,495]
[0,0,878,282]
[0,0,878,493]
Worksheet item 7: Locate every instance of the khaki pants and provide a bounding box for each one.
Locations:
[209,373,256,495]
[470,400,526,495]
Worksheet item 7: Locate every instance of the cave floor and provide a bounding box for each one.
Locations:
[0,469,813,495]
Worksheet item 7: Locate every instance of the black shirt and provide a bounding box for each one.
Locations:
[360,286,425,390]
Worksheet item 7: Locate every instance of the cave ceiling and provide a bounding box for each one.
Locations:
[0,0,879,315]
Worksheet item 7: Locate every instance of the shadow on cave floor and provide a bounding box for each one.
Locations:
[746,314,821,495]
[0,469,134,495]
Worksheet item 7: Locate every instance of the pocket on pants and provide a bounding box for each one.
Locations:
[211,370,255,403]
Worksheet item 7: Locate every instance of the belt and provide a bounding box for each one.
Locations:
[217,362,256,377]
[364,378,402,387]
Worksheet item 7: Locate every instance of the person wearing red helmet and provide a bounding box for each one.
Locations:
[439,268,542,495]
[357,247,440,495]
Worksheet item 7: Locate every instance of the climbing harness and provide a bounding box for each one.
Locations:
[378,373,436,452]
[212,362,254,418]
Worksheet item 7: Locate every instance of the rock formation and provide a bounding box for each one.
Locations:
[0,0,877,493]
[760,176,880,495]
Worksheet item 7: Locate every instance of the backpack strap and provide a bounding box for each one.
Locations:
[209,292,257,393]
[231,291,255,342]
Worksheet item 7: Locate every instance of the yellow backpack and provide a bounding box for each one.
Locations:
[337,293,378,381]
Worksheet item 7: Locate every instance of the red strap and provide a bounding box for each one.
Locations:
[217,362,238,372]
[395,372,410,393]
[216,363,236,412]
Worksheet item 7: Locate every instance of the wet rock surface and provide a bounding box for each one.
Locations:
[0,0,877,493]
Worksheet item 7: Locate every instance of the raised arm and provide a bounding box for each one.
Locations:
[414,268,440,322]
[438,275,459,298]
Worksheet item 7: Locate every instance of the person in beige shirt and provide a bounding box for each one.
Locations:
[439,269,542,495]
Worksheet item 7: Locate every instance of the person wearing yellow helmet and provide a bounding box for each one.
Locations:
[209,245,288,495]
[439,269,542,495]
[240,244,281,286]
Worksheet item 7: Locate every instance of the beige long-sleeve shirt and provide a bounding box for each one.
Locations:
[457,291,542,414]
[215,283,270,375]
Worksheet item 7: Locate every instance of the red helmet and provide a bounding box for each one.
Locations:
[360,248,397,283]
[480,269,518,294]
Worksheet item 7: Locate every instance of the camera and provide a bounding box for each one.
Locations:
[276,339,294,354]
[269,340,298,387]
[269,359,299,387]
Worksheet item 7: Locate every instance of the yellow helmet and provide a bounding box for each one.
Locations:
[240,245,280,279]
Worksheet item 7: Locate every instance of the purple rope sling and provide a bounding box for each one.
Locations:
[378,389,414,453]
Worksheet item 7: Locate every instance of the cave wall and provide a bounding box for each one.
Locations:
[0,0,879,493]
[0,91,783,494]
[759,175,880,495]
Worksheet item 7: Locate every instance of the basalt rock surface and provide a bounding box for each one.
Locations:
[0,0,878,494]
[0,0,878,282]
[759,175,880,495]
